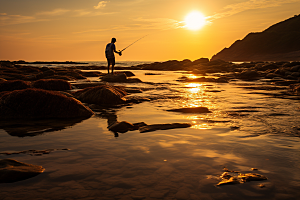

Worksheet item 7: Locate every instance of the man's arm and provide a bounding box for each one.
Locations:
[113,44,121,56]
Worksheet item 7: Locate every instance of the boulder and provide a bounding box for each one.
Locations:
[101,73,127,82]
[167,107,211,113]
[0,88,94,120]
[73,85,127,105]
[108,121,134,133]
[192,58,210,65]
[115,71,135,77]
[237,70,260,80]
[0,80,31,92]
[0,159,45,183]
[32,79,72,91]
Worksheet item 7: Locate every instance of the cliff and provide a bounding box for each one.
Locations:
[211,14,300,62]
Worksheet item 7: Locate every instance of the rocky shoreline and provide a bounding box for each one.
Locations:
[0,58,298,186]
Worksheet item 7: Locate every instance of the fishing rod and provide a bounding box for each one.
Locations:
[118,34,148,56]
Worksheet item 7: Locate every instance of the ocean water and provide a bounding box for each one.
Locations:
[26,61,154,68]
[0,63,300,200]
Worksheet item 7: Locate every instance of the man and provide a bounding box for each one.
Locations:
[105,38,121,74]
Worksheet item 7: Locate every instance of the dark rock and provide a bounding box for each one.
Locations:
[0,88,94,120]
[0,159,45,183]
[72,82,106,89]
[42,75,75,81]
[291,65,300,72]
[192,58,210,64]
[0,80,31,92]
[73,85,127,105]
[79,71,102,77]
[125,78,143,83]
[32,79,72,91]
[289,83,300,95]
[237,70,260,80]
[115,71,135,77]
[132,122,148,130]
[125,88,143,93]
[101,73,127,82]
[145,73,161,75]
[55,70,86,80]
[108,121,134,133]
[167,107,211,113]
[291,72,300,77]
[139,123,191,133]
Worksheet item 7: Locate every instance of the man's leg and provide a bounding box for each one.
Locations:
[107,58,111,74]
[111,57,116,74]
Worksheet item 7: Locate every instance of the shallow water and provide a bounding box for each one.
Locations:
[1,70,300,200]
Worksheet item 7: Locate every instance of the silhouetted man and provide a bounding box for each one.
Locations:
[105,38,121,74]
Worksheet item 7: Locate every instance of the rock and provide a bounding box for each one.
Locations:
[125,78,143,83]
[289,83,300,95]
[291,72,300,77]
[101,73,127,82]
[291,65,300,72]
[0,159,45,183]
[0,80,31,92]
[42,75,75,81]
[132,122,148,130]
[237,70,260,80]
[274,80,298,86]
[139,123,191,133]
[167,107,211,113]
[192,57,210,64]
[0,78,6,82]
[145,73,161,75]
[115,71,135,77]
[125,88,143,94]
[108,121,134,133]
[0,88,94,120]
[32,79,72,91]
[55,70,86,80]
[79,71,102,77]
[217,172,267,186]
[73,85,127,105]
[265,73,278,79]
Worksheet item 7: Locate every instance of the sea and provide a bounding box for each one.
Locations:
[0,61,300,200]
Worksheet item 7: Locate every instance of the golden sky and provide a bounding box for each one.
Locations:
[0,0,300,61]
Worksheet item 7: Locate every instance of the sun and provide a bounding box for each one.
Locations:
[184,11,206,30]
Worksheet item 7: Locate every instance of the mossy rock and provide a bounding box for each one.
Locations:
[32,79,72,91]
[0,88,94,120]
[0,80,31,92]
[73,85,127,105]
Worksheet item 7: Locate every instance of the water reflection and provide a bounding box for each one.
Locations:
[0,118,87,137]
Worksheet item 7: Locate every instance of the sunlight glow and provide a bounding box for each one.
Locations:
[185,11,207,30]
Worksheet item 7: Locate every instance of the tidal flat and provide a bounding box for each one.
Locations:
[0,69,300,200]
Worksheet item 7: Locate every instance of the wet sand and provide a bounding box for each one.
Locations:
[0,70,300,200]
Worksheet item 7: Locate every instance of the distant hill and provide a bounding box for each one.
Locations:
[211,14,300,62]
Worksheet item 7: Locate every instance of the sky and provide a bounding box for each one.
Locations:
[0,0,300,61]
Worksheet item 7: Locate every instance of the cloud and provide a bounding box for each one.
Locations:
[94,1,109,9]
[133,17,182,30]
[36,9,70,16]
[207,0,300,21]
[0,14,46,26]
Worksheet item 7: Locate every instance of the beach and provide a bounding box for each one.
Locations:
[0,62,300,200]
